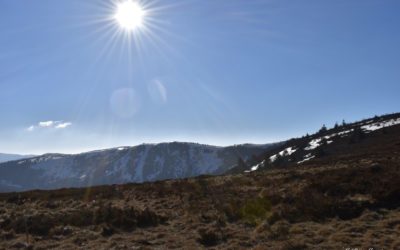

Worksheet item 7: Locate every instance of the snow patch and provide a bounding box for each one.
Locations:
[297,154,315,164]
[361,118,400,132]
[305,129,353,151]
[337,129,354,136]
[270,147,297,162]
[245,160,266,173]
[305,138,322,151]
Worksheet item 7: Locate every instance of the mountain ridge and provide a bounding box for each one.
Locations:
[0,153,35,164]
[0,142,277,192]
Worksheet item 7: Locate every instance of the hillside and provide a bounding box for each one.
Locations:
[0,113,399,249]
[0,142,275,192]
[228,112,400,174]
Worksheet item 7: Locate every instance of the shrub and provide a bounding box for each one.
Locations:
[269,220,290,240]
[221,200,242,222]
[101,226,114,237]
[197,227,223,246]
[240,197,272,225]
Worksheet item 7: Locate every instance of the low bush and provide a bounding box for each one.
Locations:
[240,197,272,225]
[197,227,224,247]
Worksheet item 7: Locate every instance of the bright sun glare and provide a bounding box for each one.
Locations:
[114,1,145,31]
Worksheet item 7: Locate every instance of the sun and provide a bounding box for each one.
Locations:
[114,1,145,31]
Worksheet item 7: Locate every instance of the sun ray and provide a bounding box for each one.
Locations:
[68,0,194,95]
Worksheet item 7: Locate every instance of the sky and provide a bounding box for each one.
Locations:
[0,0,399,155]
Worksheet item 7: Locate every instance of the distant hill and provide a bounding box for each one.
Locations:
[0,142,277,192]
[0,153,35,164]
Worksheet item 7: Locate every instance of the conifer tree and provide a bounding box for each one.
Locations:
[319,124,327,134]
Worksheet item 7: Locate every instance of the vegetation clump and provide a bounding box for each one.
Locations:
[240,197,272,225]
[197,227,223,246]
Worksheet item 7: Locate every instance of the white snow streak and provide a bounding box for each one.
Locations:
[361,118,400,132]
[297,154,315,164]
[270,147,297,162]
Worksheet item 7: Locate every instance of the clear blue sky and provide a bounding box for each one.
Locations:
[0,0,399,154]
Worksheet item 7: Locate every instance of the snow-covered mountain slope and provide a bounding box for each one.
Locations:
[0,142,276,192]
[0,153,35,164]
[229,112,400,174]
